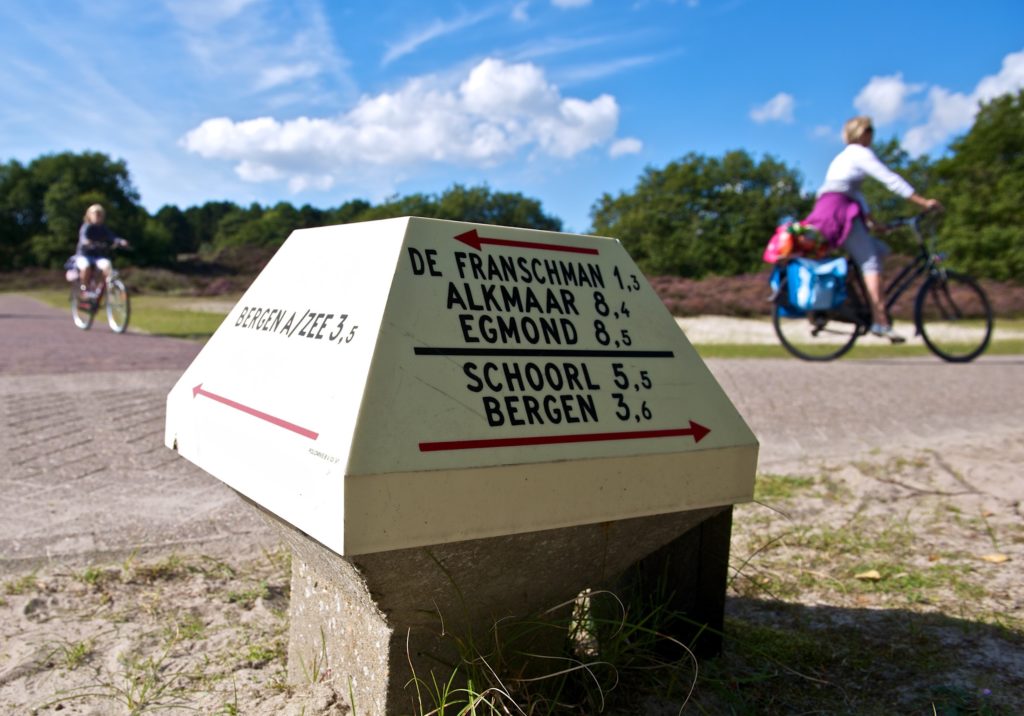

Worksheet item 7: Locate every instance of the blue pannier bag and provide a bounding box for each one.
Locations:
[771,257,848,317]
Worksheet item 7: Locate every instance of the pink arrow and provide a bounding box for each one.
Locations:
[454,229,599,255]
[419,421,710,452]
[193,383,318,440]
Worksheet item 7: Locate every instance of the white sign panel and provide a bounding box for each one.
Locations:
[166,217,757,555]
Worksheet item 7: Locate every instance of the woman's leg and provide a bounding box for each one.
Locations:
[844,219,894,330]
[95,258,113,291]
[74,255,93,293]
[862,270,886,326]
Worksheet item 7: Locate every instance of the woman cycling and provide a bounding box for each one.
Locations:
[75,204,127,296]
[803,116,942,342]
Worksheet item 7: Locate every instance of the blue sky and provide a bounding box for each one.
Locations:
[1,0,1022,232]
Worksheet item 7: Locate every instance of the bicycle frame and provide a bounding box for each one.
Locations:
[849,215,943,331]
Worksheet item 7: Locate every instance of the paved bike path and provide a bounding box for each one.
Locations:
[0,294,275,566]
[2,293,1022,566]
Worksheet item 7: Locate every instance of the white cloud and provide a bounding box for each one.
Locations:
[552,0,591,7]
[853,73,924,125]
[182,58,620,190]
[255,62,322,91]
[975,50,1024,101]
[461,59,559,116]
[609,137,642,157]
[902,49,1024,154]
[511,2,529,21]
[557,54,659,84]
[382,8,499,65]
[512,35,611,62]
[811,124,838,141]
[164,0,259,29]
[164,0,351,100]
[750,92,794,124]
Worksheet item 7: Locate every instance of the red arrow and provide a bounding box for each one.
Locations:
[192,384,319,440]
[419,421,710,452]
[454,229,599,255]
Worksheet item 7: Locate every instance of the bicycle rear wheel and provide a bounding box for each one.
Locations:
[70,284,96,330]
[914,270,992,362]
[106,278,130,333]
[772,272,863,361]
[774,306,861,361]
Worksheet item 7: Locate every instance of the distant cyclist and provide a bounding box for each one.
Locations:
[75,204,128,296]
[802,116,942,342]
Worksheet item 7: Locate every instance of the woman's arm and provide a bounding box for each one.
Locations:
[854,145,915,198]
[909,193,943,212]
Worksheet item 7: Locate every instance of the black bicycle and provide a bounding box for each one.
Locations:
[773,214,993,362]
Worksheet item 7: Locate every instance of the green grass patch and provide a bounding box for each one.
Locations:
[847,563,988,604]
[122,553,191,583]
[692,614,1017,714]
[21,290,230,340]
[754,473,815,501]
[227,581,271,609]
[164,613,206,642]
[4,572,38,595]
[801,520,917,556]
[44,638,96,671]
[697,337,1022,360]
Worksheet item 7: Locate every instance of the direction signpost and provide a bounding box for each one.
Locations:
[165,217,758,714]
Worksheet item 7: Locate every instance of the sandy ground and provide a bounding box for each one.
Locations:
[3,428,1020,714]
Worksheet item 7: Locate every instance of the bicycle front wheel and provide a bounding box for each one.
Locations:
[914,270,992,362]
[106,278,131,333]
[70,284,96,330]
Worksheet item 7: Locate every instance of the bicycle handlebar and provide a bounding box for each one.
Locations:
[883,215,921,232]
[883,207,942,233]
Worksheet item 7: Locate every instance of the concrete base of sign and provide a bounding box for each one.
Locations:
[252,496,733,715]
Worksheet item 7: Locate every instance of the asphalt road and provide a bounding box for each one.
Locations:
[2,293,1021,567]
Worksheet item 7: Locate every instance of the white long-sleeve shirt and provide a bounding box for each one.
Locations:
[817,143,915,213]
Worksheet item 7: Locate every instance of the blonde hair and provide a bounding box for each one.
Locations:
[83,204,106,223]
[842,116,874,145]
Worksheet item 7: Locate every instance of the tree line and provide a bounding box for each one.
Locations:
[592,90,1023,283]
[2,90,1021,282]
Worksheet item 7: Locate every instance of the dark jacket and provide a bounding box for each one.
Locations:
[76,223,120,257]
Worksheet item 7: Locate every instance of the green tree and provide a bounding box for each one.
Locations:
[0,151,167,268]
[184,201,238,252]
[931,90,1024,282]
[215,202,303,249]
[435,184,561,230]
[210,203,264,250]
[324,199,371,225]
[0,160,36,269]
[154,205,195,255]
[590,150,810,277]
[355,184,562,230]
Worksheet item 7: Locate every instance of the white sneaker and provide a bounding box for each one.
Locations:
[870,323,906,344]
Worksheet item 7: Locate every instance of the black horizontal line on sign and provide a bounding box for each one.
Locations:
[413,347,675,358]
